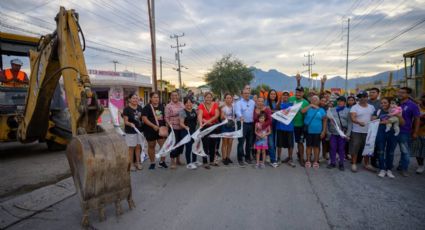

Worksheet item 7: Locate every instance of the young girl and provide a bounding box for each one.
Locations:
[254,111,271,169]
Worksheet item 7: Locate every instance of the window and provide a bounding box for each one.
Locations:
[415,54,424,75]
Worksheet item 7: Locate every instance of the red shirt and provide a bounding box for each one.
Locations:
[199,102,219,125]
[253,107,272,128]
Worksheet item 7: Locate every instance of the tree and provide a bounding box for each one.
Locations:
[204,54,254,97]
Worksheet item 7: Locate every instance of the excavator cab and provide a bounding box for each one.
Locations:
[0,32,36,141]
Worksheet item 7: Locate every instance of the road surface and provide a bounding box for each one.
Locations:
[7,152,425,230]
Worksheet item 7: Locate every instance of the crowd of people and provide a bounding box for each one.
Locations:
[121,74,425,178]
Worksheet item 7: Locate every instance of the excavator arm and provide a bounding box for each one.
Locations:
[16,7,134,226]
[18,7,101,143]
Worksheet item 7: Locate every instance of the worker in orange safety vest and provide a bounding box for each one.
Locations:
[0,59,29,87]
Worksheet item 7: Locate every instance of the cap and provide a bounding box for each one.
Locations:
[336,96,347,102]
[282,90,290,95]
[295,86,304,92]
[10,59,23,66]
[356,91,368,98]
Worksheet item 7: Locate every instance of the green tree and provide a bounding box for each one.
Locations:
[204,54,254,97]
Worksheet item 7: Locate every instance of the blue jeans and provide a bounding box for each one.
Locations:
[398,132,411,171]
[375,127,398,170]
[268,120,277,163]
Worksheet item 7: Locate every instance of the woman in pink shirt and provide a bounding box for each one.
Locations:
[165,91,185,169]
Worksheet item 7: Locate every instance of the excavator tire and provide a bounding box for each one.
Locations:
[66,130,134,226]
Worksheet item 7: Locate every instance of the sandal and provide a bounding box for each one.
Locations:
[313,162,320,169]
[305,161,311,168]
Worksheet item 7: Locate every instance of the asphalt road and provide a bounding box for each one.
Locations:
[0,142,69,200]
[7,150,425,230]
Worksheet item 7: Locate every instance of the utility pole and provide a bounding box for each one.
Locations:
[160,56,163,102]
[170,33,186,95]
[303,52,315,88]
[345,18,350,95]
[112,60,118,72]
[147,0,157,91]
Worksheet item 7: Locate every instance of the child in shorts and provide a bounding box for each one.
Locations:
[254,112,271,169]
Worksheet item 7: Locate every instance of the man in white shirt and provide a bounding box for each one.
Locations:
[349,91,376,172]
[235,88,256,166]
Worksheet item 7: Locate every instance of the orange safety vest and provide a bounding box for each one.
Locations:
[4,69,26,82]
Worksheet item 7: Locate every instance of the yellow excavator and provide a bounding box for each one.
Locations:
[0,7,134,226]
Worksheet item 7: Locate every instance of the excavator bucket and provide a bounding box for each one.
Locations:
[66,130,135,226]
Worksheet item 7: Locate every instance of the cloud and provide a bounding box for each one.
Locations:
[1,0,424,86]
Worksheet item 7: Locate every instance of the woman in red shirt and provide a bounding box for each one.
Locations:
[198,92,220,169]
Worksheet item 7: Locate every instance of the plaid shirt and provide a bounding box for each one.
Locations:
[165,101,184,130]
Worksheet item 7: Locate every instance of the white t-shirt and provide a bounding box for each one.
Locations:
[350,103,376,133]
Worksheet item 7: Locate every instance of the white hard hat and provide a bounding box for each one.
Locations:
[10,59,23,66]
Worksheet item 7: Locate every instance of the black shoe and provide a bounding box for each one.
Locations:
[396,166,402,171]
[338,164,345,171]
[159,161,168,169]
[223,158,229,165]
[327,163,336,169]
[246,159,253,164]
[228,158,233,164]
[149,163,156,170]
[238,161,246,167]
[281,157,290,163]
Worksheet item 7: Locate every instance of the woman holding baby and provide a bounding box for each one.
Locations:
[372,97,405,179]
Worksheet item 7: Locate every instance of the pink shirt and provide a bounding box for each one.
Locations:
[165,101,184,130]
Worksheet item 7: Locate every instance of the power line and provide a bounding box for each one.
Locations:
[350,17,425,63]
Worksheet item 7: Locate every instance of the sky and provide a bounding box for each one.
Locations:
[1,0,425,87]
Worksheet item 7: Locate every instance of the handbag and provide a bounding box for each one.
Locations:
[150,104,168,137]
[304,109,320,133]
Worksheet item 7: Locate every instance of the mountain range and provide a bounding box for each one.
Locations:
[250,68,406,91]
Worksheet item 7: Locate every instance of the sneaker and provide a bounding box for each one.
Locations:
[228,158,234,164]
[130,164,136,171]
[238,161,246,168]
[288,160,296,168]
[194,161,203,167]
[281,157,290,163]
[148,163,156,170]
[338,164,345,171]
[246,159,253,164]
[401,171,408,177]
[270,162,279,168]
[255,163,260,169]
[351,164,357,173]
[378,170,386,178]
[260,163,265,169]
[386,170,395,178]
[416,166,425,174]
[327,163,336,169]
[159,161,168,169]
[186,163,197,170]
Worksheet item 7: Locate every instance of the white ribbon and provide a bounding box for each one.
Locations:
[362,119,380,156]
[327,110,347,138]
[271,102,303,125]
[156,128,176,158]
[209,121,243,138]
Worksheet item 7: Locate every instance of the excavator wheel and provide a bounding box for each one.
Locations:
[66,129,133,226]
